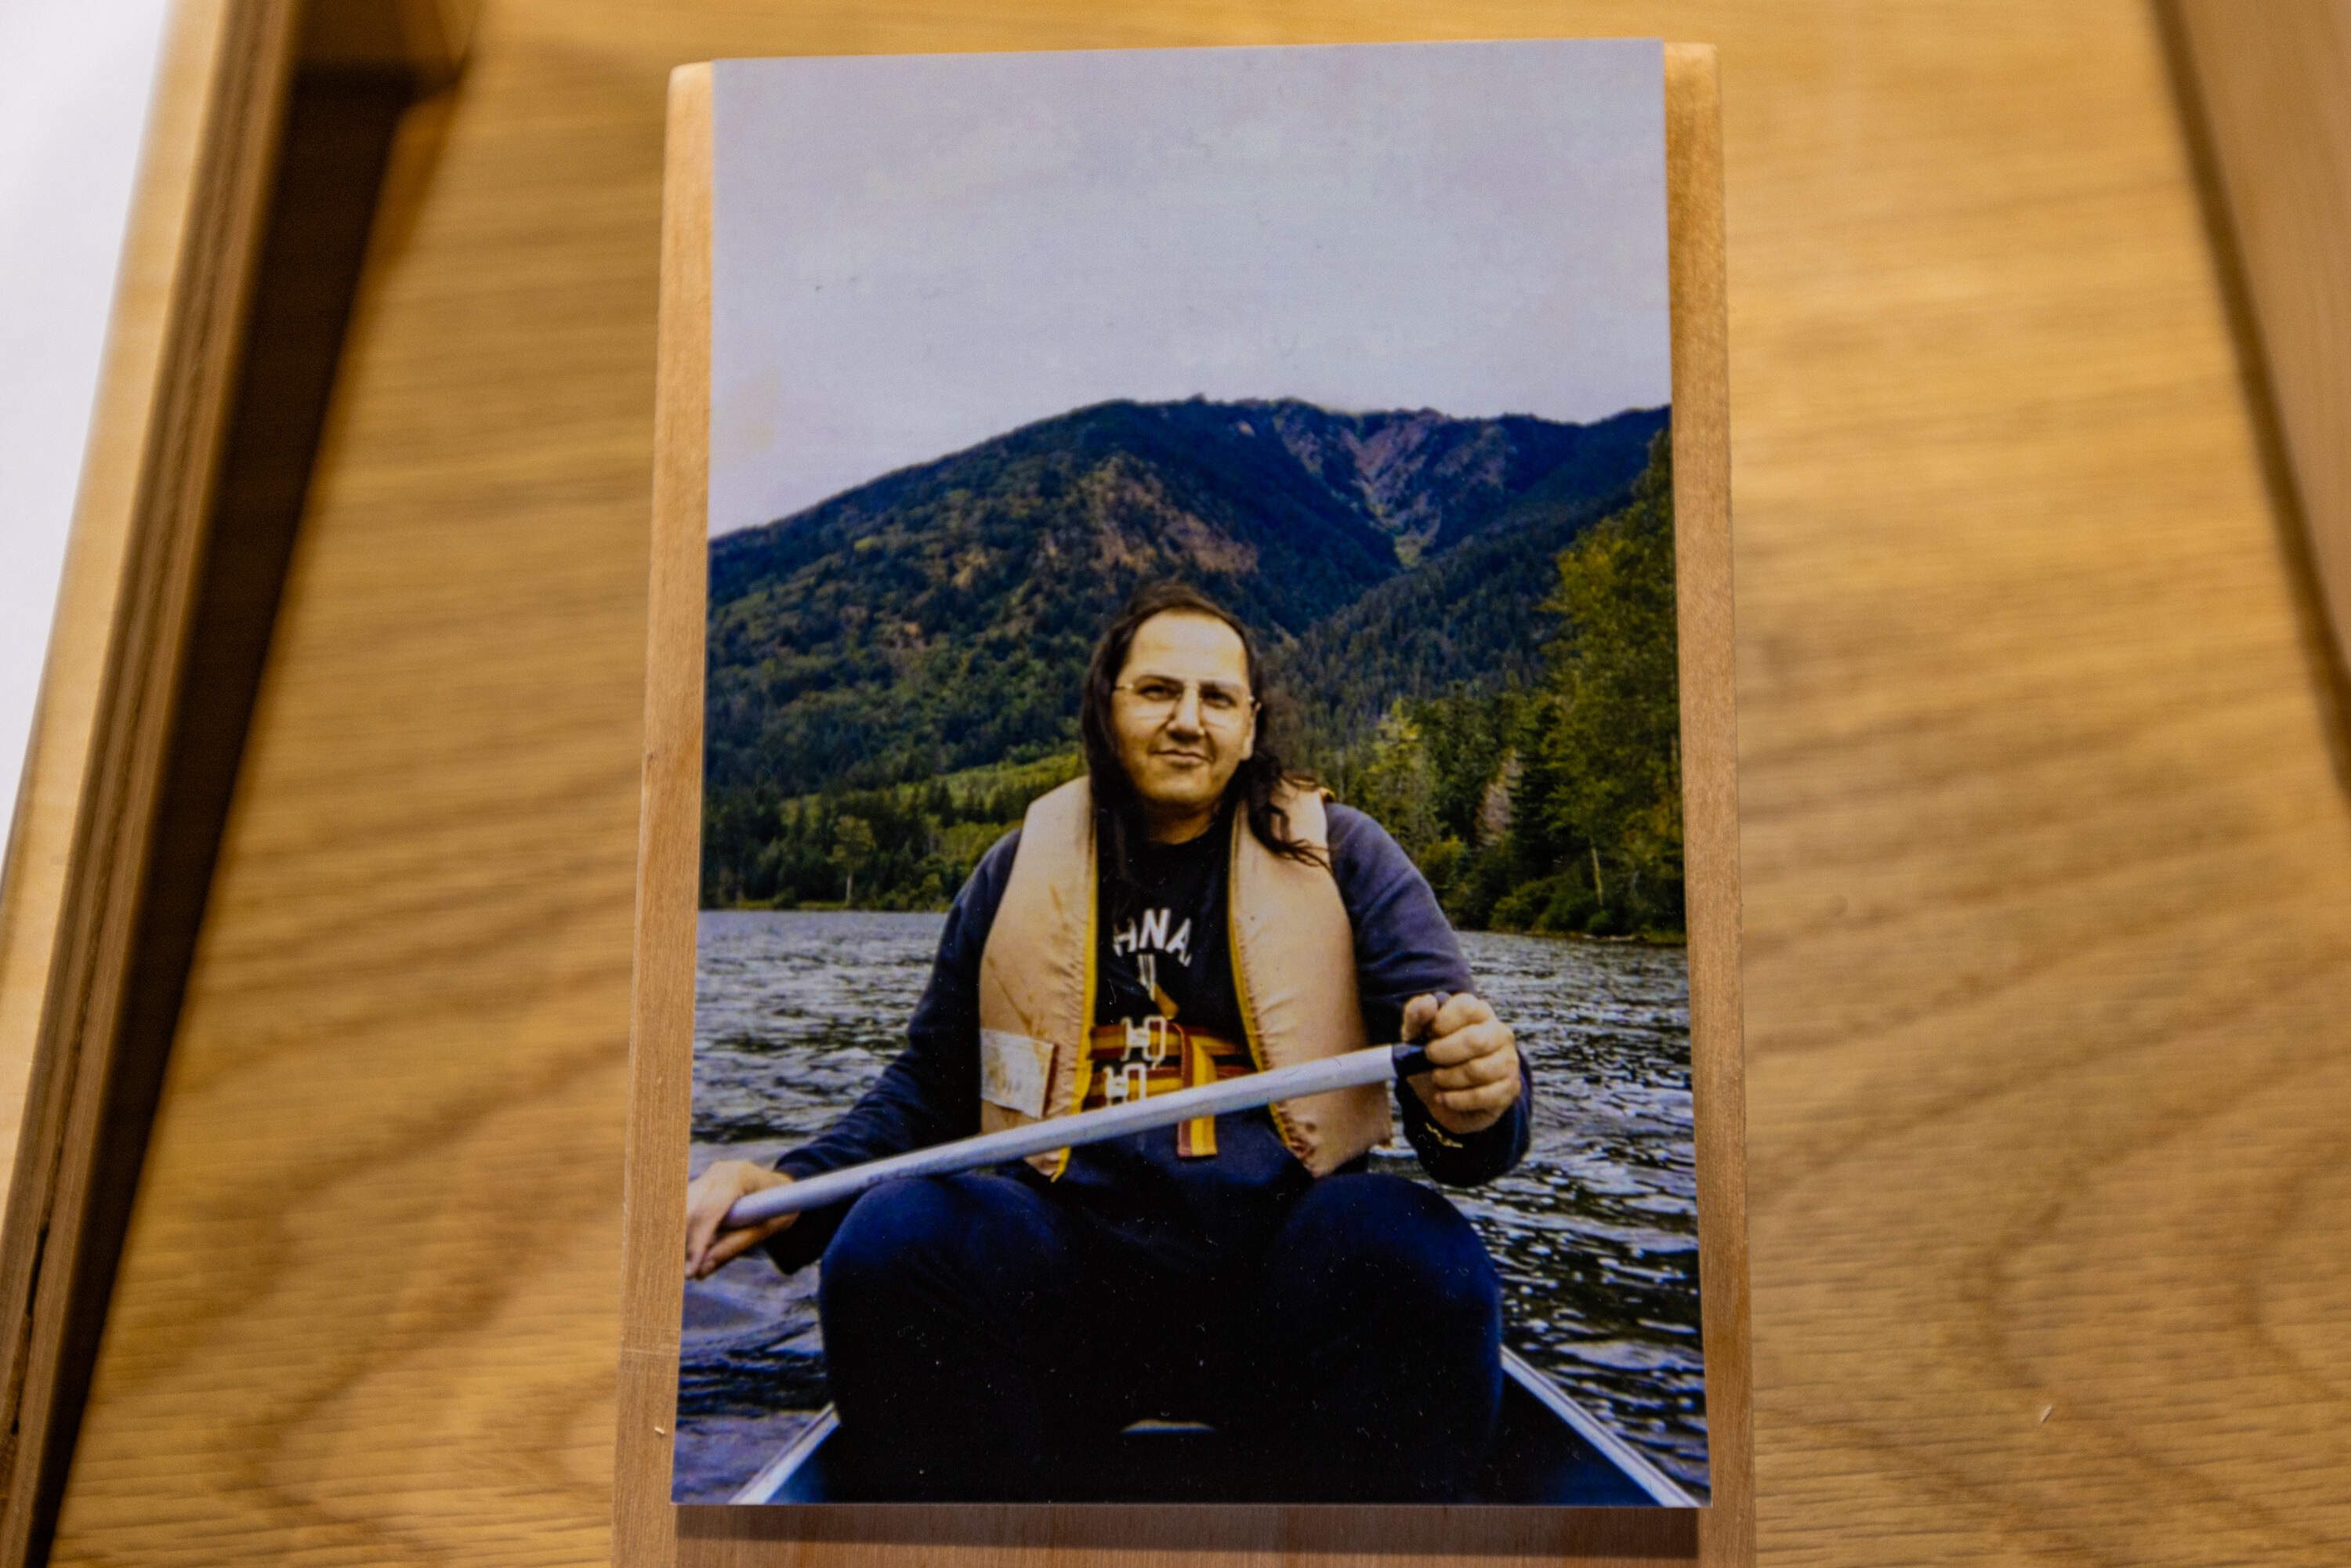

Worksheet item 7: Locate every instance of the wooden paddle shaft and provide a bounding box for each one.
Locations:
[723,1041,1436,1227]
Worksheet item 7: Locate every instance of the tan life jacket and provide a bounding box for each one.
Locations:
[975,776,1392,1177]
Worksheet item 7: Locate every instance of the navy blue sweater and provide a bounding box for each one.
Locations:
[767,803,1530,1273]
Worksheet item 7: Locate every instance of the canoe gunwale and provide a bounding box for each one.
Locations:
[1498,1348,1697,1507]
[728,1407,838,1505]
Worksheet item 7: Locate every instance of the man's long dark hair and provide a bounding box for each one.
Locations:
[1079,582,1324,886]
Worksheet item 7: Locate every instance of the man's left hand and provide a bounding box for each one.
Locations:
[1400,992,1521,1136]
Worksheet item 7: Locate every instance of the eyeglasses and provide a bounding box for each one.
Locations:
[1114,676,1258,728]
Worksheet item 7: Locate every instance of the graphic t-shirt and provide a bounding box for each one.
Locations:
[1051,806,1311,1272]
[1082,815,1255,1154]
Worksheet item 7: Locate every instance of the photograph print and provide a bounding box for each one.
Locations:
[674,38,1708,1506]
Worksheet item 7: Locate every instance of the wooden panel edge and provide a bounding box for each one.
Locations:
[300,0,481,87]
[1665,39,1754,1568]
[0,2,306,1561]
[614,60,713,1568]
[0,0,232,1232]
[2159,0,2351,763]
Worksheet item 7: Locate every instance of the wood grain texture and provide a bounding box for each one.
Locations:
[2165,0,2351,690]
[302,0,481,86]
[0,2,302,1559]
[1662,43,1752,1568]
[614,49,1746,1567]
[0,0,480,1248]
[45,2,2351,1565]
[618,60,711,1568]
[0,5,484,1557]
[0,0,245,1226]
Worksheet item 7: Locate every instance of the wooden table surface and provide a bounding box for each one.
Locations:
[46,2,2351,1563]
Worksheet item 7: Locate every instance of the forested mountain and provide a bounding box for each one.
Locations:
[1337,440,1686,937]
[1266,409,1666,764]
[1238,400,1654,563]
[702,397,1675,929]
[708,399,1386,803]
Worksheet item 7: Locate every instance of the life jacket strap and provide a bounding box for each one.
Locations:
[1081,1023,1253,1157]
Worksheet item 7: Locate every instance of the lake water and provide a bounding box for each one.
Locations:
[678,909,1708,1503]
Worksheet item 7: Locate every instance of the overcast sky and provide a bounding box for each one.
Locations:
[710,39,1668,537]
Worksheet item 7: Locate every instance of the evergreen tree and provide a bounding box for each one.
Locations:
[1536,433,1682,909]
[831,816,875,907]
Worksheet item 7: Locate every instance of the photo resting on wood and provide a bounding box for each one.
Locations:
[671,38,1713,1507]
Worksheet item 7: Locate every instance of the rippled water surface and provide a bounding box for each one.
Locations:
[678,910,1706,1503]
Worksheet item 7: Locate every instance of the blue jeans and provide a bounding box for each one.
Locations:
[816,1168,1503,1501]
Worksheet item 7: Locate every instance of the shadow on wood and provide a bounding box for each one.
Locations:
[0,5,471,1560]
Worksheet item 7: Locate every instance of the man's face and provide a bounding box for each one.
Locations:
[1110,611,1258,836]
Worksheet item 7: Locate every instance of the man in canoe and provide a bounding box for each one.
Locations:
[684,581,1528,1502]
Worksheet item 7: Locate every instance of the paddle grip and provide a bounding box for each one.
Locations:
[1389,990,1454,1081]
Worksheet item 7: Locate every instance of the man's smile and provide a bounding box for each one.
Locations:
[1107,610,1259,842]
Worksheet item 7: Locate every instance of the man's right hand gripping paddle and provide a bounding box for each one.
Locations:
[684,1160,799,1280]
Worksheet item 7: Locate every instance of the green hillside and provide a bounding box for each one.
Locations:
[1337,436,1686,939]
[701,398,1678,932]
[1269,408,1665,765]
